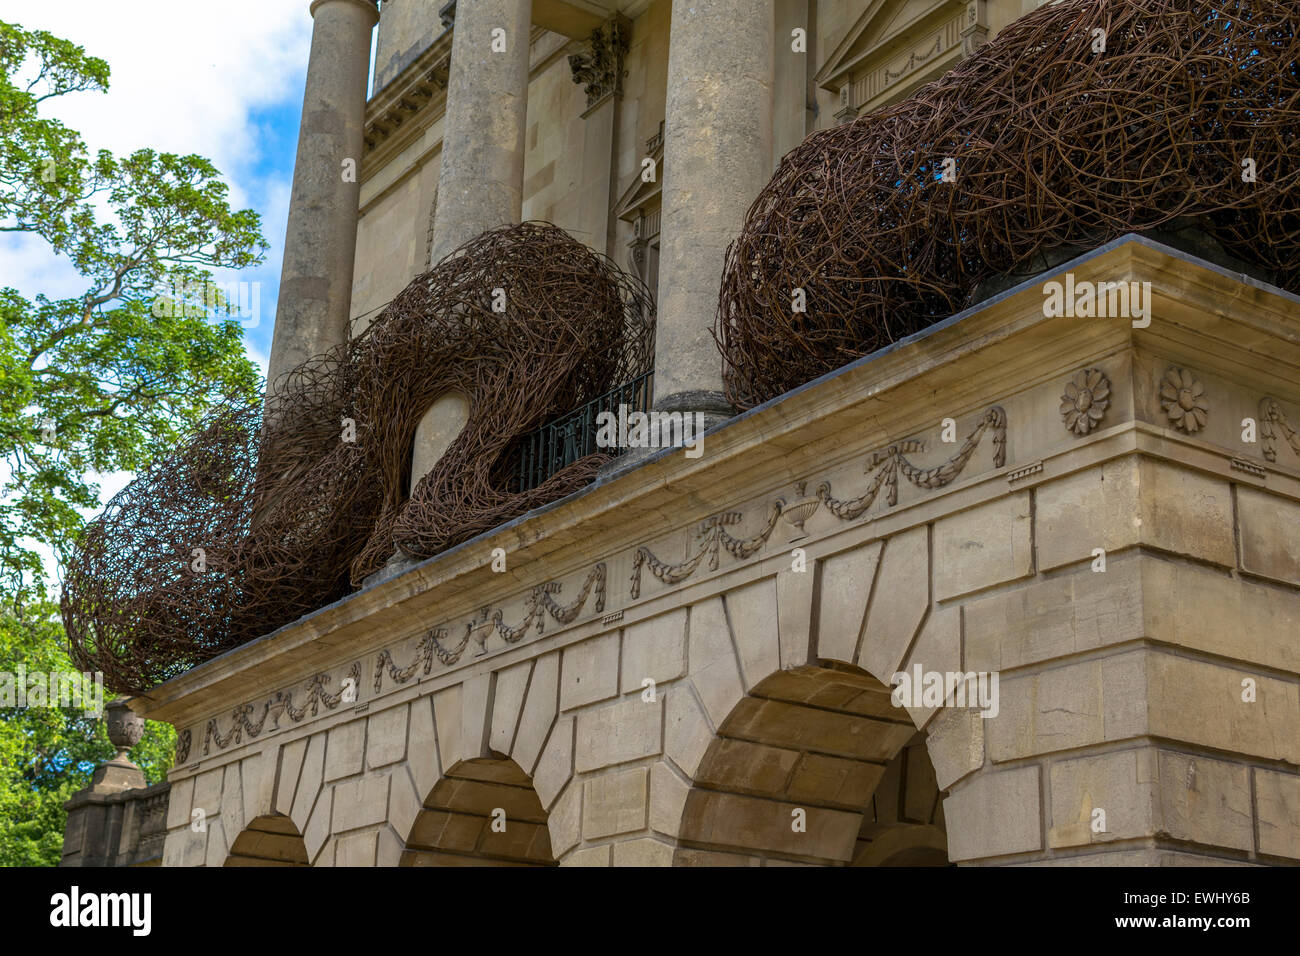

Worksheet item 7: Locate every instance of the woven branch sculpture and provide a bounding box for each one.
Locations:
[62,223,653,693]
[350,222,653,582]
[717,0,1300,409]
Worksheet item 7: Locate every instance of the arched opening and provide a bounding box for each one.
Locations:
[225,813,309,866]
[676,663,949,866]
[849,732,949,866]
[402,756,556,866]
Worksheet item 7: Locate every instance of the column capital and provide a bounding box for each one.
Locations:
[310,0,379,25]
[568,15,631,114]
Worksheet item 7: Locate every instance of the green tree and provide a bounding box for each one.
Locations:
[0,601,174,867]
[1,20,265,598]
[0,21,264,864]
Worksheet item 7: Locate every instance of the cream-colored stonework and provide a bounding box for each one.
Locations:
[62,0,1300,870]
[350,0,1040,325]
[109,240,1300,867]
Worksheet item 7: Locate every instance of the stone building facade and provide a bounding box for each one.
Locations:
[62,0,1300,867]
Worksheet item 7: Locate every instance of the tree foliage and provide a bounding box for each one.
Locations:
[1,19,266,598]
[0,601,174,867]
[0,20,266,864]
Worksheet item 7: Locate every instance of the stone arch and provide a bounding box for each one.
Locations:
[673,663,950,866]
[849,731,949,866]
[225,813,309,866]
[402,755,557,866]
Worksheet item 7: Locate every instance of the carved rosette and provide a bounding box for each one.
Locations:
[568,17,630,111]
[1060,368,1110,435]
[1160,367,1208,434]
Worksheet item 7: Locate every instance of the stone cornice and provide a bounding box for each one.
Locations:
[131,237,1300,733]
[362,25,556,176]
[363,32,453,163]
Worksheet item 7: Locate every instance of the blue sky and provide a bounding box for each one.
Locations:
[0,0,347,504]
[0,1,389,587]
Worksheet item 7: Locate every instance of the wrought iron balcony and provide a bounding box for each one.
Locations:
[516,369,654,493]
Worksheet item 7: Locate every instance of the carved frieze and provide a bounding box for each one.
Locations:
[631,506,784,600]
[373,563,607,693]
[187,562,609,757]
[1259,397,1300,462]
[200,662,362,757]
[631,406,1006,598]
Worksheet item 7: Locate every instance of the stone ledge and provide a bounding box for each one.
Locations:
[130,237,1300,740]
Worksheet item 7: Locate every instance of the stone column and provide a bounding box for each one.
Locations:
[428,0,533,266]
[266,0,377,395]
[654,0,774,422]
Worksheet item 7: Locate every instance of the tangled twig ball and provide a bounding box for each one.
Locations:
[716,0,1300,409]
[62,223,653,693]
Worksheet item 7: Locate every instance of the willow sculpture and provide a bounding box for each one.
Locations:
[716,0,1300,408]
[62,222,653,692]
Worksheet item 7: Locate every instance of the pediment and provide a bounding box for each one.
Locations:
[814,0,967,93]
[612,127,664,224]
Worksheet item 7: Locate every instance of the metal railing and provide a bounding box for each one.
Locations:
[516,369,654,492]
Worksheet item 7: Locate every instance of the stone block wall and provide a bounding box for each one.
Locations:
[129,240,1300,866]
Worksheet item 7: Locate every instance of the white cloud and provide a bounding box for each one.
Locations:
[0,231,85,300]
[0,0,312,193]
[0,0,315,517]
[0,0,312,319]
